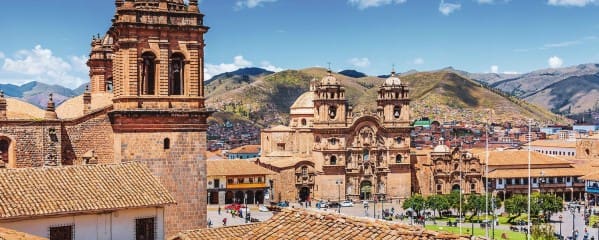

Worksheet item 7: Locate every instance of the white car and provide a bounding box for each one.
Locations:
[340,200,354,207]
[258,205,270,212]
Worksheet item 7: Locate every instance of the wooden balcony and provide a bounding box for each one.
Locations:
[227,183,267,190]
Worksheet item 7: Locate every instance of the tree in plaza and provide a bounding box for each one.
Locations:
[531,223,556,240]
[403,194,426,217]
[426,195,450,218]
[447,190,466,216]
[465,194,485,220]
[535,193,563,222]
[505,194,528,223]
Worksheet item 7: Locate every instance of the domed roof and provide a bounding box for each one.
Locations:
[321,71,339,85]
[433,144,450,153]
[384,71,401,86]
[290,92,314,115]
[5,98,46,120]
[56,93,114,119]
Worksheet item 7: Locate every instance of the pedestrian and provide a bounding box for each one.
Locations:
[208,218,212,228]
[222,217,227,226]
[239,210,243,219]
[218,206,221,215]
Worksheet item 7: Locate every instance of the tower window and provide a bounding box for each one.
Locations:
[330,155,337,165]
[393,106,401,119]
[170,53,185,95]
[141,52,156,95]
[329,106,337,119]
[106,77,113,93]
[395,154,402,163]
[301,118,307,126]
[163,138,170,150]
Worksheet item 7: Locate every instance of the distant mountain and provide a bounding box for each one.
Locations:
[470,63,599,114]
[205,67,567,126]
[339,69,367,78]
[0,81,80,108]
[205,67,273,85]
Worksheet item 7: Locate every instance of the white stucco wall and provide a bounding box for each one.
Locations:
[0,207,164,240]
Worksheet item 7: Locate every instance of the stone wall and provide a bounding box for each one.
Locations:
[0,121,62,168]
[62,109,114,165]
[115,131,207,237]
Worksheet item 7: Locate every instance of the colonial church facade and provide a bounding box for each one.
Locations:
[258,71,414,202]
[0,0,210,236]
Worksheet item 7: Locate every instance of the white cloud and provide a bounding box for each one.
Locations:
[439,0,461,15]
[490,65,499,74]
[348,0,407,10]
[0,52,4,59]
[1,45,87,87]
[413,57,424,65]
[205,55,283,80]
[548,56,564,68]
[348,57,371,68]
[235,0,277,9]
[542,40,582,49]
[547,0,597,6]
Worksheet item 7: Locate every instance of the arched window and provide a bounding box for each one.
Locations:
[106,77,113,93]
[330,155,337,165]
[329,106,337,119]
[301,166,308,176]
[141,52,156,95]
[393,106,401,118]
[163,138,170,150]
[170,53,185,95]
[395,154,402,163]
[301,118,307,126]
[363,150,369,161]
[0,139,9,167]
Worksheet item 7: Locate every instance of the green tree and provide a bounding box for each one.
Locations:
[426,195,450,218]
[465,194,485,220]
[505,194,528,223]
[403,194,426,217]
[447,190,466,215]
[531,224,557,240]
[536,193,563,222]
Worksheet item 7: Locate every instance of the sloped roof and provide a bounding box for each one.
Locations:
[207,160,275,176]
[486,166,587,178]
[529,139,577,148]
[229,145,261,154]
[56,93,113,119]
[172,208,467,240]
[0,162,175,220]
[0,227,47,240]
[487,150,572,166]
[5,98,45,120]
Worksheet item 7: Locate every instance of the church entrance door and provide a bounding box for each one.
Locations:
[360,181,372,200]
[299,187,310,202]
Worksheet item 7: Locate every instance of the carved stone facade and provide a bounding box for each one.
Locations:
[0,0,211,237]
[259,71,413,202]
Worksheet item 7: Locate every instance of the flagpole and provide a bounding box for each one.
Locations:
[527,119,532,240]
[485,118,489,238]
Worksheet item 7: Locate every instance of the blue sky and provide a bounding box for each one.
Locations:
[0,0,598,88]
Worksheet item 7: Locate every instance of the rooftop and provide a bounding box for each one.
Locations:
[529,139,577,148]
[0,227,47,240]
[0,162,175,220]
[485,150,572,166]
[207,160,275,176]
[171,208,468,240]
[56,93,114,119]
[228,145,261,154]
[4,98,46,120]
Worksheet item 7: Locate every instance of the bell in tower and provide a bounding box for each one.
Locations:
[377,69,410,125]
[313,69,348,127]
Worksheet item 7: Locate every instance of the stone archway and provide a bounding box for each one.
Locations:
[452,184,461,192]
[235,191,244,204]
[0,136,16,168]
[255,190,264,204]
[246,191,255,204]
[299,187,310,202]
[360,181,372,200]
[225,191,234,204]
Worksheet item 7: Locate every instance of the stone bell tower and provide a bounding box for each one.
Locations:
[106,0,211,236]
[377,70,411,126]
[313,70,348,127]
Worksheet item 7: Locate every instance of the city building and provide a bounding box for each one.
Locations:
[258,70,413,203]
[0,163,174,240]
[530,139,577,157]
[485,150,587,201]
[227,145,261,159]
[0,0,211,236]
[207,159,275,205]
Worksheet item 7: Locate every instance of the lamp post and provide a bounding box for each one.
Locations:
[244,192,248,223]
[559,215,563,239]
[571,208,576,239]
[380,194,385,220]
[336,179,342,214]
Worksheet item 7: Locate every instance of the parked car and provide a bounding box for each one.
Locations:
[259,205,270,212]
[329,202,340,208]
[277,201,289,207]
[340,200,353,207]
[316,201,328,208]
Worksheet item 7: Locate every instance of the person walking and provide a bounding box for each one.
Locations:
[218,206,221,215]
[222,218,227,226]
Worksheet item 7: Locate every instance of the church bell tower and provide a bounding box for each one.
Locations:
[106,0,211,236]
[377,70,410,126]
[313,70,348,127]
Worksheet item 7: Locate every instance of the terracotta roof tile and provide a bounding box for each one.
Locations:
[486,167,587,178]
[207,160,275,176]
[229,145,261,154]
[0,227,47,240]
[5,98,45,120]
[0,163,175,220]
[487,150,571,166]
[529,140,577,148]
[173,208,470,240]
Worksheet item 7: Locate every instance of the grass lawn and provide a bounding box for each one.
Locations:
[425,224,527,239]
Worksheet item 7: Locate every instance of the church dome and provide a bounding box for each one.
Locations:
[433,144,450,153]
[321,71,339,85]
[384,72,401,86]
[290,92,314,115]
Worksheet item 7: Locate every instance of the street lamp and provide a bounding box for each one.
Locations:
[244,193,248,223]
[571,208,576,239]
[559,215,563,239]
[336,179,342,214]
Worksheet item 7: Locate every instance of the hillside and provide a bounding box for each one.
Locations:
[206,68,568,126]
[0,81,81,108]
[470,63,599,114]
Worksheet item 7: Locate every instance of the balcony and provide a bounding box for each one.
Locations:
[226,183,267,190]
